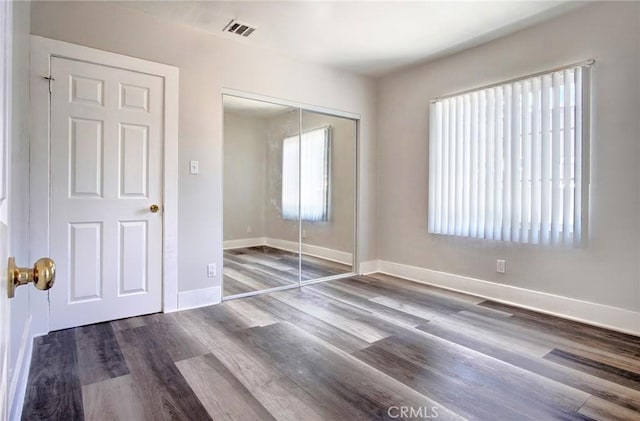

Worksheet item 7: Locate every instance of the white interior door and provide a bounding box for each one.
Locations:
[0,1,12,418]
[0,225,8,420]
[49,57,164,330]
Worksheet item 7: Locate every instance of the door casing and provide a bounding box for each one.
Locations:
[29,36,179,334]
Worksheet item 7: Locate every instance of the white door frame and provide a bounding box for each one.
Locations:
[30,36,179,333]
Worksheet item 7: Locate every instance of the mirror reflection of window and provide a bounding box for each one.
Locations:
[281,127,331,222]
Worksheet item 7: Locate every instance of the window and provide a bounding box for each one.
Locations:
[282,127,330,222]
[428,64,590,245]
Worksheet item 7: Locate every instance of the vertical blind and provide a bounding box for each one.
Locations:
[428,64,590,245]
[282,127,330,222]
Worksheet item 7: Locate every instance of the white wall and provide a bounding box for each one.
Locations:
[30,1,377,293]
[376,2,640,312]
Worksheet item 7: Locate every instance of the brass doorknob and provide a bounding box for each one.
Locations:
[8,257,56,298]
[150,204,160,213]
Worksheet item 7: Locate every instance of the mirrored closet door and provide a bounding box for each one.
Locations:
[222,95,357,299]
[299,110,356,283]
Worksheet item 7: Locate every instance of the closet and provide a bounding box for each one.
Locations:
[222,94,357,298]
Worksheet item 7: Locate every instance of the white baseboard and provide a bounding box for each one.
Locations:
[177,286,222,311]
[374,260,640,336]
[359,260,380,275]
[265,237,352,265]
[9,316,33,421]
[223,236,353,266]
[223,237,267,250]
[262,238,297,254]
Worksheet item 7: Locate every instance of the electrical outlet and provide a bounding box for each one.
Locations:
[496,259,506,274]
[302,229,307,239]
[246,226,252,234]
[207,263,216,277]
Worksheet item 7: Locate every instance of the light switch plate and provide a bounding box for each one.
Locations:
[190,160,199,174]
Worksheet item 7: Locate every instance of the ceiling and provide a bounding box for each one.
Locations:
[119,1,582,77]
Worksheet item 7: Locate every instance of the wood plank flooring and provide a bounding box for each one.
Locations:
[23,273,640,420]
[223,246,351,297]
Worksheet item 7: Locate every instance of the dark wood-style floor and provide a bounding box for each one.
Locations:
[223,246,351,297]
[23,274,640,420]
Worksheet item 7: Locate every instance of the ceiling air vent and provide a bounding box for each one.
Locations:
[223,19,256,37]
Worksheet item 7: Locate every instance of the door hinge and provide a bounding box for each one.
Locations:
[43,76,55,93]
